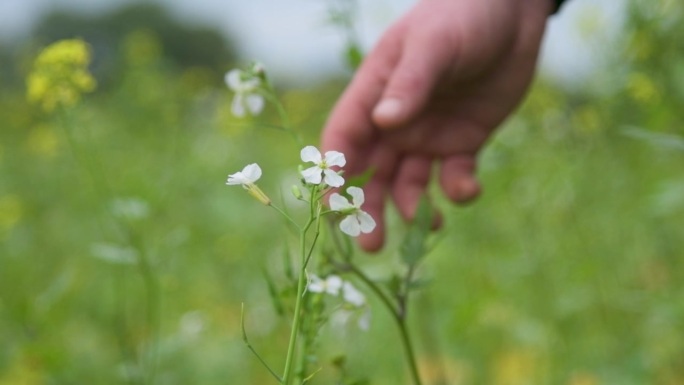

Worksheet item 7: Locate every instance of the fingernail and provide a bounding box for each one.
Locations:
[374,98,403,121]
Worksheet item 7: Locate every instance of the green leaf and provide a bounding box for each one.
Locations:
[399,195,433,267]
[346,167,375,189]
[345,44,364,71]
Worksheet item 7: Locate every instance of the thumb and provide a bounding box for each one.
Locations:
[372,33,451,129]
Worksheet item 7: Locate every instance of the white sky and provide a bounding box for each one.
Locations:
[0,0,625,85]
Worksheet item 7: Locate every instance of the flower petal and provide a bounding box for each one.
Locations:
[308,275,325,293]
[329,193,353,211]
[301,166,323,184]
[242,77,260,91]
[241,163,262,183]
[300,146,322,163]
[323,170,345,188]
[342,282,365,307]
[245,94,264,115]
[339,215,361,237]
[358,309,371,331]
[324,151,346,167]
[226,171,247,185]
[347,186,365,207]
[331,309,352,328]
[356,211,376,234]
[231,95,246,117]
[325,275,343,295]
[225,69,242,90]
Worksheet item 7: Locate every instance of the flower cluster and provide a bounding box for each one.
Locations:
[26,39,97,112]
[308,274,370,330]
[224,63,265,118]
[226,145,375,237]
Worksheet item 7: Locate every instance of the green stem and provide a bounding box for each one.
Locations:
[396,316,422,385]
[346,264,398,315]
[271,204,301,231]
[241,304,283,383]
[263,92,302,147]
[282,218,314,384]
[336,257,422,385]
[283,185,321,385]
[349,264,421,385]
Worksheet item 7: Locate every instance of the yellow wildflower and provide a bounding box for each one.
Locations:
[26,39,97,112]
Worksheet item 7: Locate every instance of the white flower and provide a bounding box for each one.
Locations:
[329,186,376,236]
[331,308,371,331]
[342,281,365,307]
[308,274,343,296]
[300,145,346,187]
[226,163,270,205]
[310,275,369,331]
[358,308,371,331]
[225,69,264,117]
[226,163,262,185]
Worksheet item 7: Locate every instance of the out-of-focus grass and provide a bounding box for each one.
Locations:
[2,1,684,384]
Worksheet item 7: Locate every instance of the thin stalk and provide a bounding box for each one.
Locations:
[396,317,422,385]
[281,218,314,384]
[271,204,301,231]
[303,206,323,268]
[241,304,283,383]
[349,264,421,385]
[346,264,398,316]
[331,249,422,385]
[263,92,302,147]
[283,185,320,385]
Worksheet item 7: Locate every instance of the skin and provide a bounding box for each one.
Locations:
[321,0,555,251]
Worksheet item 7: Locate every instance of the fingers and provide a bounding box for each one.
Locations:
[439,155,481,204]
[390,155,431,220]
[372,26,454,130]
[321,23,403,174]
[357,145,398,252]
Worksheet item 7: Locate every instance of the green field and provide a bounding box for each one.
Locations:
[1,1,683,384]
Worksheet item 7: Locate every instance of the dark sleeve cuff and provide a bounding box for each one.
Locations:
[552,0,569,14]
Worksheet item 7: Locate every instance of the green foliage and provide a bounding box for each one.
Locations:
[344,44,364,71]
[399,196,433,268]
[1,0,684,384]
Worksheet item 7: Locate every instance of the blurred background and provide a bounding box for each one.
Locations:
[1,0,683,384]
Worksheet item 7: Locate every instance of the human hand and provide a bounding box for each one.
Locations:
[321,0,553,251]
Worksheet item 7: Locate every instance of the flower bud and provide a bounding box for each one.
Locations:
[291,185,303,200]
[250,61,267,82]
[246,184,271,206]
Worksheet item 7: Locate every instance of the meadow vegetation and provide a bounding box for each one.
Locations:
[0,1,683,384]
